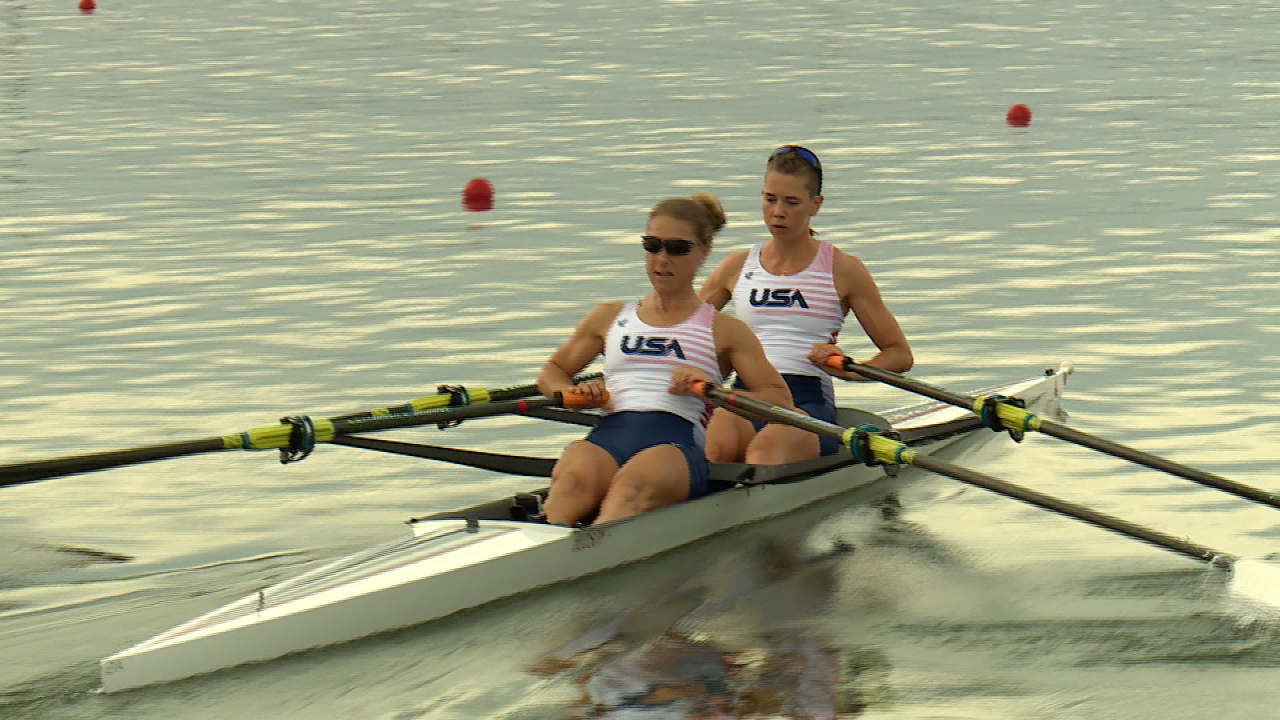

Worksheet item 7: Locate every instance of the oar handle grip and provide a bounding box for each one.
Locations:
[823,353,855,372]
[555,389,609,409]
[689,380,721,399]
[688,380,739,406]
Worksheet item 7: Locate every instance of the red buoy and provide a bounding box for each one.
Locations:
[79,0,95,12]
[1006,104,1032,128]
[462,178,494,212]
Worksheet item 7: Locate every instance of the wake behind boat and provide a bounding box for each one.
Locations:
[97,364,1072,693]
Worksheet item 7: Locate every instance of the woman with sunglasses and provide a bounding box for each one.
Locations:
[698,145,914,464]
[537,193,794,527]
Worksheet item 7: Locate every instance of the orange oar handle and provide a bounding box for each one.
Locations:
[823,353,853,371]
[689,380,739,405]
[557,389,610,409]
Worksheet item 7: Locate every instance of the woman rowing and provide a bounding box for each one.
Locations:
[698,145,913,465]
[537,193,794,527]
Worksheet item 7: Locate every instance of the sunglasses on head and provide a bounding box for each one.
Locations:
[641,235,696,256]
[771,145,823,192]
[772,145,822,170]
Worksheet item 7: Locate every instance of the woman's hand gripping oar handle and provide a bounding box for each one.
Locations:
[552,388,609,409]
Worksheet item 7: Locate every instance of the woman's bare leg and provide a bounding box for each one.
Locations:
[703,408,756,463]
[544,440,617,526]
[594,444,692,524]
[744,421,821,466]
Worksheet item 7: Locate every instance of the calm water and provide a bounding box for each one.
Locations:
[2,0,1279,717]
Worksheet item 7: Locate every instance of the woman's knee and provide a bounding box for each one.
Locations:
[704,438,742,464]
[746,424,819,464]
[704,418,752,463]
[548,465,612,513]
[549,466,590,493]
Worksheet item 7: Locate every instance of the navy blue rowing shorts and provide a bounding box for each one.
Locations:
[733,374,841,457]
[584,411,711,499]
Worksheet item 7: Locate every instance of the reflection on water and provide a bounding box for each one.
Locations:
[530,531,860,719]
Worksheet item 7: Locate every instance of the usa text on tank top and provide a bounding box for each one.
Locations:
[732,241,844,378]
[602,300,721,429]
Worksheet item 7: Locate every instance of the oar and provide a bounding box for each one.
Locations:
[0,385,602,488]
[331,435,557,478]
[825,356,1280,511]
[330,372,600,422]
[691,380,1280,614]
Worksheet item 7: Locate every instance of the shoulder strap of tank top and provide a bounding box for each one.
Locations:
[814,241,835,272]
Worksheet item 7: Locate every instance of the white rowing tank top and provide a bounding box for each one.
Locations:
[602,300,721,440]
[731,241,844,381]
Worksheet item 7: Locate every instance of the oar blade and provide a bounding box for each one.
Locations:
[1227,558,1280,616]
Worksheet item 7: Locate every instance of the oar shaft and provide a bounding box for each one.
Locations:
[701,386,844,440]
[329,372,602,422]
[331,435,556,477]
[835,357,1280,512]
[0,387,602,487]
[1036,420,1280,509]
[488,373,603,402]
[909,454,1234,566]
[832,358,971,407]
[0,439,227,490]
[694,381,1237,568]
[328,395,569,435]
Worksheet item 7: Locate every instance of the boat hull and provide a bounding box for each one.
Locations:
[100,365,1069,692]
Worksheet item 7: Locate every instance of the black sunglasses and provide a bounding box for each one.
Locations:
[641,235,696,256]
